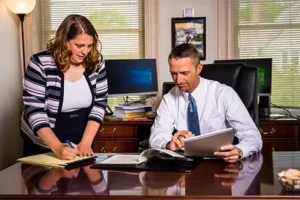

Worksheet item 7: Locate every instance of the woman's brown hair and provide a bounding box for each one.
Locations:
[46,14,101,73]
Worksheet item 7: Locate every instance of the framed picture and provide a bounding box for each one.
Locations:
[171,17,206,60]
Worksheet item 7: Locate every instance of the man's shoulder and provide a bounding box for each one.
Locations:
[203,78,233,92]
[163,86,182,99]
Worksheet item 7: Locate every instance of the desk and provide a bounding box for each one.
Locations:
[97,118,300,153]
[1,151,300,199]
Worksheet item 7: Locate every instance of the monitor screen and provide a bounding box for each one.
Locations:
[105,59,158,96]
[214,58,272,96]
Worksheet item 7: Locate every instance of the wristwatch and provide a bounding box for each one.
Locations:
[237,147,243,160]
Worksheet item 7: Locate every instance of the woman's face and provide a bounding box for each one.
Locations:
[66,33,94,65]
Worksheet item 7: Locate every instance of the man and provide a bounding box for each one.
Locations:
[149,43,262,163]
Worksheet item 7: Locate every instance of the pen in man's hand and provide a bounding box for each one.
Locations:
[66,139,75,149]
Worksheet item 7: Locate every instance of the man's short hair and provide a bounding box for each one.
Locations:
[168,43,201,66]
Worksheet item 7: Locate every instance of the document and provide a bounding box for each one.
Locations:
[184,127,234,157]
[17,152,97,169]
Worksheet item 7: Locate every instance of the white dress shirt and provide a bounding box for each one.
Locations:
[150,77,262,158]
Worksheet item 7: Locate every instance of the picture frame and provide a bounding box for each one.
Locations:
[171,17,206,60]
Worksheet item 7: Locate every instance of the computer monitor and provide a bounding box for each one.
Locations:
[214,58,272,96]
[105,59,158,96]
[214,58,272,118]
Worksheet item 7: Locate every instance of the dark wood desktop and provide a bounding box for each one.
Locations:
[1,150,300,199]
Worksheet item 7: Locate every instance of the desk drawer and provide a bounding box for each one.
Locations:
[93,139,137,153]
[97,125,135,138]
[259,125,298,139]
[262,139,297,151]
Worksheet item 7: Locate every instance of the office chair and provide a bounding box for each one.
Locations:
[162,63,259,125]
[138,63,258,151]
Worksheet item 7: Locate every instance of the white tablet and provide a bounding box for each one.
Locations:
[184,127,234,157]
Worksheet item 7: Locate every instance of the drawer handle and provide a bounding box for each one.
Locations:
[99,128,117,135]
[112,147,117,152]
[259,127,276,135]
[100,147,106,153]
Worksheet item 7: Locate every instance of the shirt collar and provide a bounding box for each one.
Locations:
[182,77,207,103]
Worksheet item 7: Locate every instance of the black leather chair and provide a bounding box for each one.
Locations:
[162,63,259,125]
[138,63,258,152]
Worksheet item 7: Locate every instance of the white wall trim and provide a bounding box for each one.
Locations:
[217,0,233,60]
[144,0,159,59]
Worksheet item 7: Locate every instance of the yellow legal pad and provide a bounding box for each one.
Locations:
[17,152,96,169]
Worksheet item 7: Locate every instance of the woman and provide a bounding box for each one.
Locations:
[21,14,108,160]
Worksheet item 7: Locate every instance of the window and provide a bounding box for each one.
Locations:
[32,0,147,110]
[233,0,300,107]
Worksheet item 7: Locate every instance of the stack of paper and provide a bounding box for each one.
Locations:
[114,103,152,119]
[17,152,96,168]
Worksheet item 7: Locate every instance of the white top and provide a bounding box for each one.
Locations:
[62,76,92,112]
[149,77,262,158]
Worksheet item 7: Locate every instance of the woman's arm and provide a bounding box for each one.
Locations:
[77,121,100,156]
[78,58,108,156]
[23,54,77,159]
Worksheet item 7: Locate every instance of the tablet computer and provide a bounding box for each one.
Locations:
[184,127,234,157]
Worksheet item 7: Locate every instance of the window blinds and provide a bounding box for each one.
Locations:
[233,0,300,107]
[33,0,147,110]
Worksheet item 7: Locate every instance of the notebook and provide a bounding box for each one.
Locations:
[17,152,97,169]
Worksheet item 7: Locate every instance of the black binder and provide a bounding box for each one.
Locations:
[91,156,201,173]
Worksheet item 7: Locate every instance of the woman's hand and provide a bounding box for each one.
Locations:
[77,142,94,157]
[52,143,78,160]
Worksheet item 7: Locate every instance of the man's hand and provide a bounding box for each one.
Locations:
[214,162,241,186]
[214,144,241,163]
[166,130,194,151]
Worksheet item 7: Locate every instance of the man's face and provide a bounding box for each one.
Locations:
[169,57,202,93]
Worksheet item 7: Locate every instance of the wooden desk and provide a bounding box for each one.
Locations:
[1,151,300,199]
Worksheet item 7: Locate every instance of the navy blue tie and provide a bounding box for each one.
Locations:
[187,94,201,136]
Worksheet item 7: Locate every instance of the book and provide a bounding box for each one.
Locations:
[17,152,97,169]
[114,107,152,114]
[184,127,234,157]
[91,148,199,173]
[115,104,152,111]
[114,110,152,119]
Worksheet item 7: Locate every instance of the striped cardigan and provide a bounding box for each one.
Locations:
[21,51,108,148]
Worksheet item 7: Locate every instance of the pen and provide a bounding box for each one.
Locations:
[66,139,75,149]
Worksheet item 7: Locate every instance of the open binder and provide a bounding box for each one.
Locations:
[91,148,201,173]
